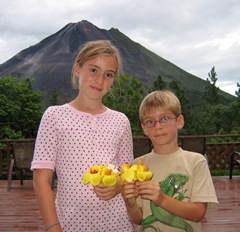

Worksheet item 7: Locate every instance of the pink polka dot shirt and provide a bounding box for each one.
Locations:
[31,104,134,231]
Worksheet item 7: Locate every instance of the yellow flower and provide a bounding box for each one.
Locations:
[120,163,138,182]
[101,168,119,186]
[82,161,153,186]
[82,164,120,186]
[120,159,153,182]
[136,159,153,181]
[120,163,131,172]
[82,165,104,186]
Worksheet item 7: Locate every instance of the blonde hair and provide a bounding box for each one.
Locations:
[72,40,122,89]
[139,90,182,122]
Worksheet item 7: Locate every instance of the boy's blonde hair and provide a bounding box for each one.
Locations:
[139,90,182,122]
[72,40,122,89]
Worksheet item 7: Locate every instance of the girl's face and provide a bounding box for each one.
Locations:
[74,55,117,100]
[141,108,184,149]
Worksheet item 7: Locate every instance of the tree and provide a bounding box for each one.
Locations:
[48,88,59,105]
[235,82,240,98]
[150,76,195,134]
[227,82,240,133]
[167,81,193,135]
[204,66,220,104]
[0,76,44,139]
[151,75,167,91]
[103,74,146,135]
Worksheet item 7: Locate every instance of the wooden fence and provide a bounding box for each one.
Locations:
[1,135,240,178]
[133,135,240,171]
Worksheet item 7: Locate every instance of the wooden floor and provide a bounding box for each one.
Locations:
[0,176,239,231]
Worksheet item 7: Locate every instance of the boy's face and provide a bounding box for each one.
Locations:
[141,108,184,147]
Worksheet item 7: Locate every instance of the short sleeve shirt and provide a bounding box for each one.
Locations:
[31,104,134,231]
[133,148,218,232]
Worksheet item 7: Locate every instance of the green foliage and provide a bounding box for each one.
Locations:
[149,77,194,135]
[0,76,45,139]
[1,71,240,139]
[204,66,220,105]
[151,75,168,91]
[210,170,240,176]
[48,88,59,105]
[235,82,240,97]
[103,71,239,136]
[103,74,146,135]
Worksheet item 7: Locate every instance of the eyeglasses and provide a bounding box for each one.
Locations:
[142,116,178,128]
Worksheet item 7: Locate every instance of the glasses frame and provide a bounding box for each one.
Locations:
[142,116,178,128]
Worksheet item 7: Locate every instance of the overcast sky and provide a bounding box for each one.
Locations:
[1,0,239,95]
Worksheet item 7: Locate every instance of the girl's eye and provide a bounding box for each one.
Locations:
[90,68,97,73]
[106,73,114,78]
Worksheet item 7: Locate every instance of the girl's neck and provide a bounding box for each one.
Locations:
[69,98,107,115]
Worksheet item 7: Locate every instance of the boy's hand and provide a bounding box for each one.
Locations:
[137,181,164,206]
[121,181,138,208]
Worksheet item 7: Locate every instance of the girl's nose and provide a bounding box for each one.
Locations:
[95,73,104,84]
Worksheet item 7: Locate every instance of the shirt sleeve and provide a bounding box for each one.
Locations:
[191,154,219,209]
[31,106,58,171]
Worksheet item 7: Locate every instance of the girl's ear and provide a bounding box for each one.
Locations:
[177,115,185,129]
[73,63,81,77]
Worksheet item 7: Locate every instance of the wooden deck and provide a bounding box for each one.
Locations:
[0,176,239,231]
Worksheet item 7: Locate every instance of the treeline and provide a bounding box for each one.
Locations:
[1,68,240,139]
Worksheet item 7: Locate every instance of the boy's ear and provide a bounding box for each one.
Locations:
[141,124,148,136]
[177,115,185,129]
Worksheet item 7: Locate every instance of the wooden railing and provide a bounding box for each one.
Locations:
[1,135,240,178]
[132,134,240,171]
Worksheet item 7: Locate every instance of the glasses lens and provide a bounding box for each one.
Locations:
[143,116,177,128]
[144,120,154,128]
[160,117,171,125]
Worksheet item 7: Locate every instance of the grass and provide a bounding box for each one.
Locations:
[211,169,240,176]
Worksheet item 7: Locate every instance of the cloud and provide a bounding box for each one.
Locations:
[0,0,239,95]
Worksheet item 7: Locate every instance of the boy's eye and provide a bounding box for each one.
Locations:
[161,117,170,123]
[144,120,155,126]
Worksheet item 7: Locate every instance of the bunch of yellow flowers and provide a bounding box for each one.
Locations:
[120,159,153,182]
[82,164,120,186]
[82,159,153,187]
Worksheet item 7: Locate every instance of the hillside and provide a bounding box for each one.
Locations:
[0,20,233,104]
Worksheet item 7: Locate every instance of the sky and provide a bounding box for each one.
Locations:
[0,0,240,96]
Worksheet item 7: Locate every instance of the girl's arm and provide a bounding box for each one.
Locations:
[33,169,62,232]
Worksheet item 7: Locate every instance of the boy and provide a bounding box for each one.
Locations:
[121,90,218,232]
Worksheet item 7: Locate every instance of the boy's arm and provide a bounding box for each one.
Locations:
[159,194,207,222]
[137,181,207,222]
[121,182,143,225]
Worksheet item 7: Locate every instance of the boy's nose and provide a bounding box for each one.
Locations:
[155,121,164,128]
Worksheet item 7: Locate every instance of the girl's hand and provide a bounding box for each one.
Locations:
[93,177,122,200]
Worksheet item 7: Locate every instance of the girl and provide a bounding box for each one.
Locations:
[31,40,134,232]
